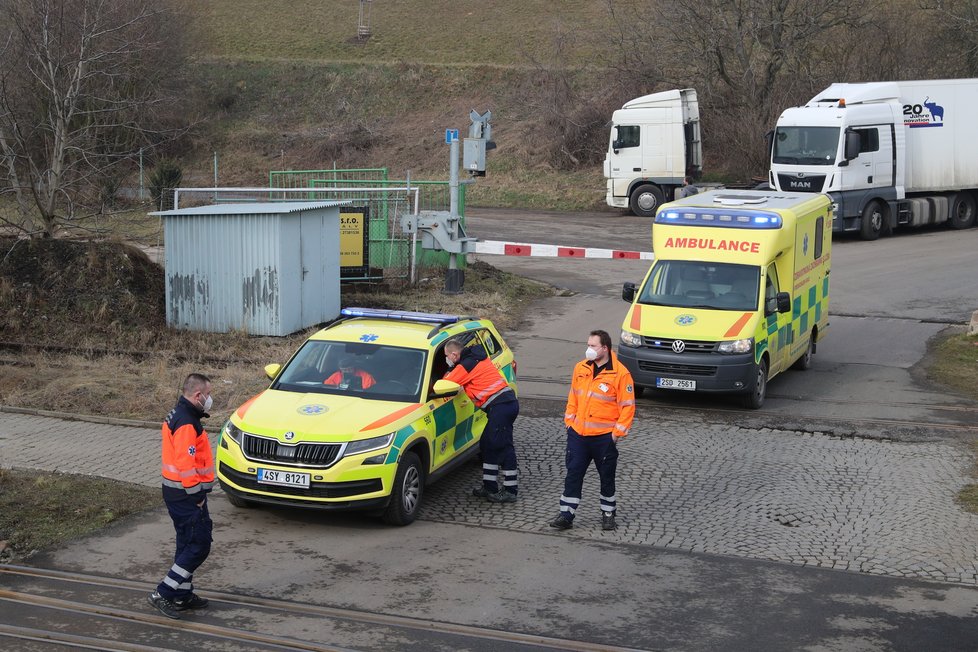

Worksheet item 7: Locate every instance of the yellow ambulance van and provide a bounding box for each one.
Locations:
[619,189,832,408]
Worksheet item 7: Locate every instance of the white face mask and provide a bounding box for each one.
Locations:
[200,394,213,412]
[585,347,599,361]
[446,356,456,368]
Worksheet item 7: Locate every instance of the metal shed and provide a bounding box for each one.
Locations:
[152,201,349,336]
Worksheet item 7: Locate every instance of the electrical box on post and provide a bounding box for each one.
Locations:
[463,139,487,176]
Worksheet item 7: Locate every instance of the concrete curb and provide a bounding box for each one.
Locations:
[0,404,158,429]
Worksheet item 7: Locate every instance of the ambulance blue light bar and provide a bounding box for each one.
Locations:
[341,307,464,324]
[655,209,782,229]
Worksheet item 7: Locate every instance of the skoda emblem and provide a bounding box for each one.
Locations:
[672,340,686,353]
[284,431,295,441]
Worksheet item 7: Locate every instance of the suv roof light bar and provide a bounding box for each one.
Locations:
[341,307,467,325]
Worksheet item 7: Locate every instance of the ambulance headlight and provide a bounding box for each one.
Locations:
[344,432,395,457]
[717,338,753,354]
[620,330,642,347]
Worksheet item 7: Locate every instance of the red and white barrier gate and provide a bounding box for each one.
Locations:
[473,240,654,260]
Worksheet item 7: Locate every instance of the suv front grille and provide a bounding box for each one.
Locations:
[242,433,342,468]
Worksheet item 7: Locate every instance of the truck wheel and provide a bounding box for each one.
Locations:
[742,359,768,409]
[629,184,664,218]
[382,451,423,526]
[792,334,814,371]
[949,193,977,229]
[860,201,884,240]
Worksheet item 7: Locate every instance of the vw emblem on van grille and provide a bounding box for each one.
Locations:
[672,340,686,353]
[283,431,295,441]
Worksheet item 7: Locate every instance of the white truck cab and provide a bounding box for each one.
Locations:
[604,89,702,217]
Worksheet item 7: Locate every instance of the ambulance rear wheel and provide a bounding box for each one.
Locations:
[860,201,884,240]
[382,451,423,526]
[742,359,768,410]
[630,184,664,218]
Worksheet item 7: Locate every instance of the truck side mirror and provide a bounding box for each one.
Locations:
[764,129,774,158]
[612,139,621,153]
[622,282,637,302]
[843,130,861,162]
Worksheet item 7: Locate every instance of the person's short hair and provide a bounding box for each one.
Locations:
[444,339,465,354]
[589,330,612,350]
[183,373,211,395]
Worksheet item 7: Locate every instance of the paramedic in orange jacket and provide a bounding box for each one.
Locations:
[444,338,520,503]
[549,330,635,531]
[323,357,376,390]
[148,373,215,620]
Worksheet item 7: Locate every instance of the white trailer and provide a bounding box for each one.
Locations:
[768,79,978,239]
[603,89,702,217]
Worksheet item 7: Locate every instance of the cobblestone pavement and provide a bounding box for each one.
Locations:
[3,408,978,585]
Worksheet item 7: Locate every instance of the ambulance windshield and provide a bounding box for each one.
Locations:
[638,261,759,311]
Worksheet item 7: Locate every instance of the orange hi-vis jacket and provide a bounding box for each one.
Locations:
[444,346,512,408]
[565,351,636,438]
[323,368,376,389]
[161,396,215,502]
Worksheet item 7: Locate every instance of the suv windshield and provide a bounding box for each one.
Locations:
[638,261,760,311]
[772,126,840,165]
[272,340,426,403]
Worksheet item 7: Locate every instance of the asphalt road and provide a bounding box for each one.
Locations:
[465,207,978,439]
[5,208,978,651]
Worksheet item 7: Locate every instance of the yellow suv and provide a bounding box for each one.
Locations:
[217,308,518,525]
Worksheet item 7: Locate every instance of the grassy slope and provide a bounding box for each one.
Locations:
[193,1,610,65]
[180,2,620,209]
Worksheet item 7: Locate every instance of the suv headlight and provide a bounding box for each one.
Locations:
[344,432,395,457]
[717,338,753,354]
[620,330,642,347]
[223,421,243,444]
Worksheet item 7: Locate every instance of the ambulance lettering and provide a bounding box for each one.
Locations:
[663,237,760,253]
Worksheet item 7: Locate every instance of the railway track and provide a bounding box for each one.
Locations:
[0,564,646,652]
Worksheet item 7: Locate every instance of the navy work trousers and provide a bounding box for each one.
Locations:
[480,398,520,495]
[558,429,618,521]
[156,494,213,601]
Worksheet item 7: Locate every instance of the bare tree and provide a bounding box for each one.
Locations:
[918,0,978,75]
[604,0,884,176]
[0,0,190,238]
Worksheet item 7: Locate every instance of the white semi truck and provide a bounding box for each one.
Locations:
[768,78,978,240]
[603,89,703,217]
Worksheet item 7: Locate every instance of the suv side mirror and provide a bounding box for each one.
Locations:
[622,282,637,302]
[432,379,462,397]
[264,363,282,380]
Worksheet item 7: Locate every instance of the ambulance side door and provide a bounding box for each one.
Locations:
[763,266,792,374]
